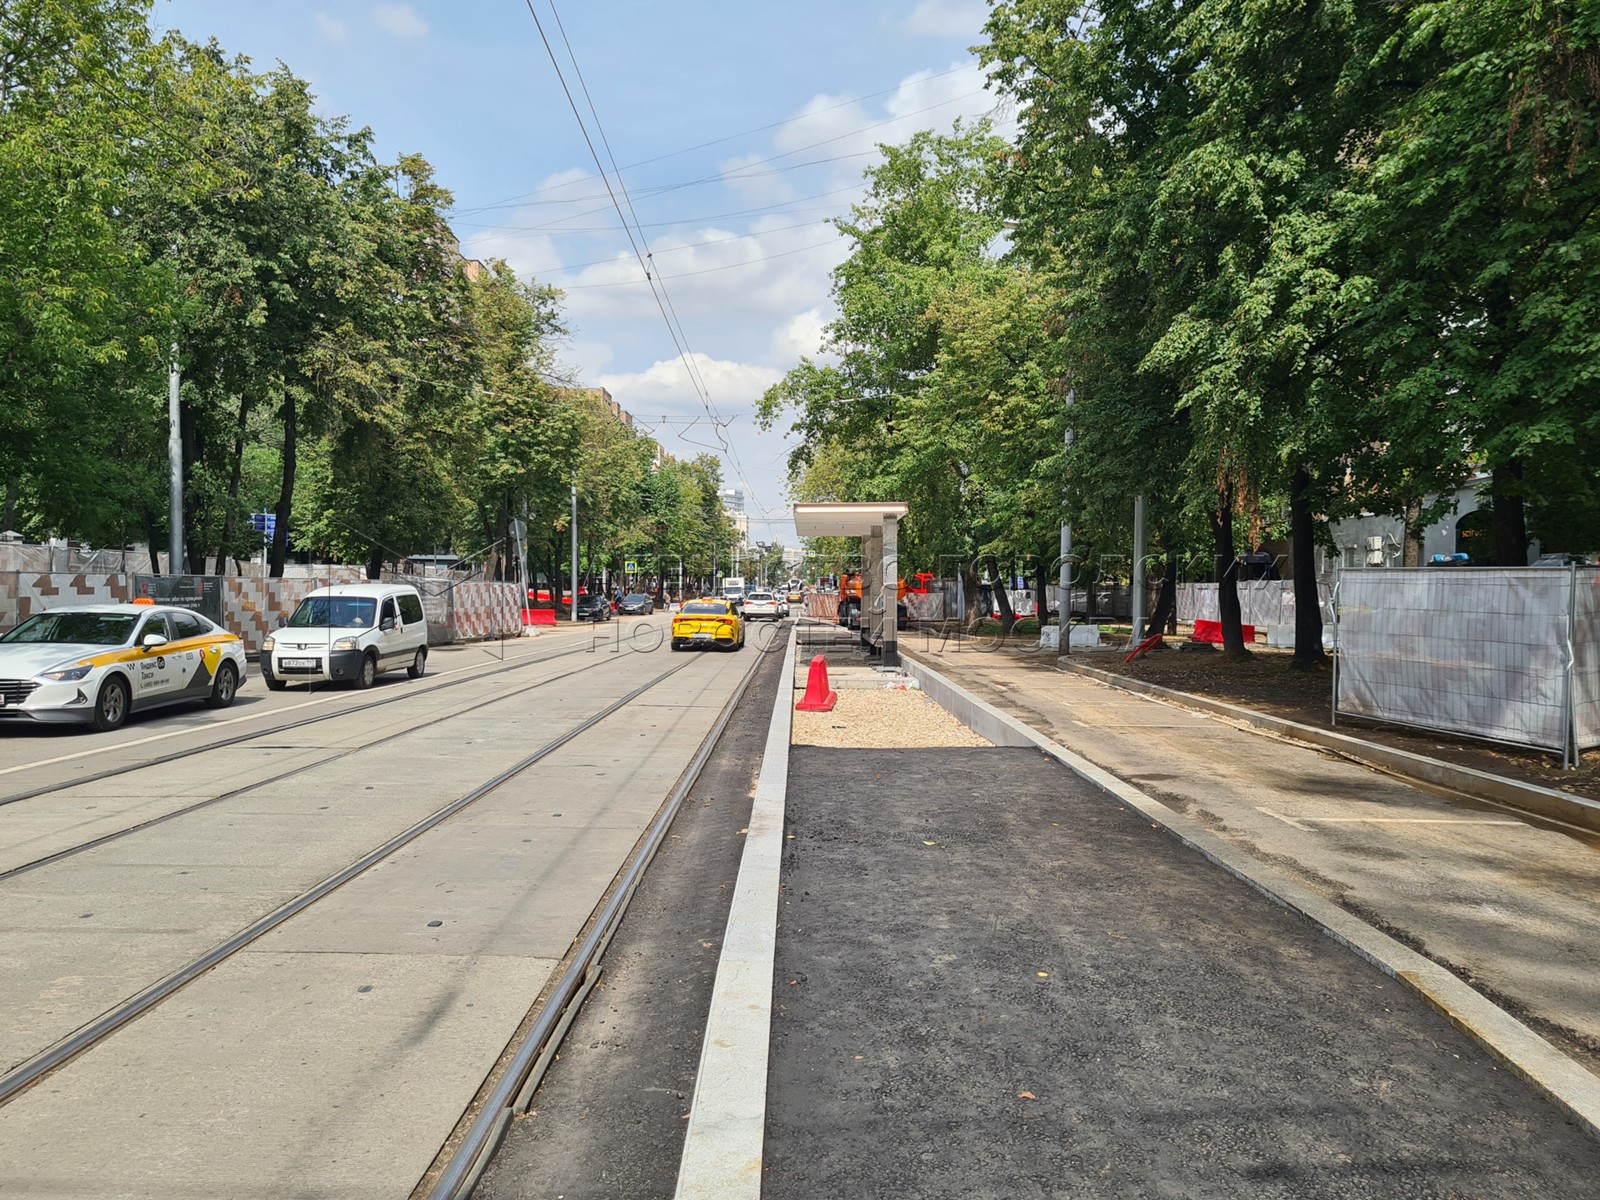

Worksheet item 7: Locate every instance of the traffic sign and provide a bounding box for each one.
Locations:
[625,560,638,574]
[249,512,277,536]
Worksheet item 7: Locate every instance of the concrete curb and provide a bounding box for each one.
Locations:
[903,648,1600,1143]
[674,625,798,1199]
[1057,658,1600,836]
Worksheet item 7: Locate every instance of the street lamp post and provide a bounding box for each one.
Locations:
[570,482,579,624]
[168,342,184,575]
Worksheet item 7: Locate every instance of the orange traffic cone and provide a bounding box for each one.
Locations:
[795,654,838,712]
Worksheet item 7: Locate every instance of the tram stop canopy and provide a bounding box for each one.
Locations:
[793,502,908,667]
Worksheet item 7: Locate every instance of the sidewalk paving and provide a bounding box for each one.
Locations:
[680,624,1600,1199]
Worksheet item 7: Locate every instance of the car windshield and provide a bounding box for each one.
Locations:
[1,611,137,646]
[624,594,648,604]
[748,592,774,601]
[287,597,376,628]
[577,596,604,608]
[681,602,728,615]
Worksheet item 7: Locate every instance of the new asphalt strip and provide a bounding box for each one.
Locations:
[674,629,1600,1200]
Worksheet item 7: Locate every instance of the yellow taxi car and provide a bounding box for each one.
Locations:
[0,602,247,732]
[670,598,745,651]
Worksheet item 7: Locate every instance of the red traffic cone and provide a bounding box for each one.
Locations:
[795,654,838,712]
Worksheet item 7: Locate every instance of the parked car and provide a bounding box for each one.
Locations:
[742,590,787,621]
[670,599,745,651]
[574,594,612,622]
[618,593,655,615]
[261,583,428,691]
[0,602,247,731]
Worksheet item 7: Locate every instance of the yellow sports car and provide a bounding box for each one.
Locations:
[670,598,745,651]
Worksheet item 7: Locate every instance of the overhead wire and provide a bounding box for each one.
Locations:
[517,0,719,451]
[446,62,976,216]
[529,0,778,518]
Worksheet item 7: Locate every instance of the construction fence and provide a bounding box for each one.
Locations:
[1333,567,1600,764]
[0,571,522,657]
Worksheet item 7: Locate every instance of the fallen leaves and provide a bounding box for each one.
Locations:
[1017,1091,1037,1101]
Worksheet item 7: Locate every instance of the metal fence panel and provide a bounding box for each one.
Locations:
[1573,576,1600,750]
[1335,568,1590,753]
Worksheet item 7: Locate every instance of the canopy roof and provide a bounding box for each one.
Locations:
[792,502,908,539]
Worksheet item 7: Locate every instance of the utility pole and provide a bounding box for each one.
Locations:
[1059,386,1074,638]
[168,343,184,576]
[570,482,579,623]
[1131,493,1148,643]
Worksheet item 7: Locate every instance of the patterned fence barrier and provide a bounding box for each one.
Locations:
[1,570,519,655]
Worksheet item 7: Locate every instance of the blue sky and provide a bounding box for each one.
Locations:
[150,1,1010,546]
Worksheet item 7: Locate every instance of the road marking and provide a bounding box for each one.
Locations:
[1257,808,1522,829]
[1257,807,1314,831]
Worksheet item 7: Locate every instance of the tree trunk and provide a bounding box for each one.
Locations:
[1210,484,1249,658]
[143,509,163,575]
[1034,554,1050,626]
[1290,464,1326,670]
[1401,495,1424,567]
[983,554,1016,634]
[1146,548,1177,637]
[4,476,17,532]
[270,397,296,579]
[217,395,252,577]
[1492,458,1528,566]
[366,544,383,580]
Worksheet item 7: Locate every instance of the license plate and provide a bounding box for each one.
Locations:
[692,632,712,641]
[282,658,317,668]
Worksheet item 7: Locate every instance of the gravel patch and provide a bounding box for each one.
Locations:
[790,686,992,748]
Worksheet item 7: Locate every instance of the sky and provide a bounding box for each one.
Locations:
[149,0,1013,549]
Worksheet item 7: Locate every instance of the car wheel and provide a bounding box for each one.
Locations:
[407,647,427,679]
[353,653,377,690]
[671,639,682,652]
[92,676,130,732]
[263,673,287,692]
[206,662,238,709]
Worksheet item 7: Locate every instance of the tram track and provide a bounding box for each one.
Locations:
[0,633,613,809]
[0,641,661,883]
[0,649,710,1108]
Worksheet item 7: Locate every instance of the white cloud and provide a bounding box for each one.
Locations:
[371,3,428,39]
[314,14,350,42]
[904,0,989,39]
[598,354,783,414]
[771,308,829,364]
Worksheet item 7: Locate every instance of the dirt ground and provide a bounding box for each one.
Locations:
[1054,640,1600,805]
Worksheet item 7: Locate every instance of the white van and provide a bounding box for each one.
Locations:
[260,583,429,690]
[720,576,746,610]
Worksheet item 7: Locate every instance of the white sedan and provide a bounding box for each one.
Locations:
[0,603,247,732]
[742,590,788,620]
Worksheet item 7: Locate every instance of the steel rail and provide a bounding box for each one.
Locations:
[0,653,703,1108]
[0,635,607,809]
[421,632,772,1200]
[0,647,648,885]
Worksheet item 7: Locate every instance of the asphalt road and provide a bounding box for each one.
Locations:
[763,745,1600,1199]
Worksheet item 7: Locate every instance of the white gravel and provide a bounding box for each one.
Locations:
[790,686,993,748]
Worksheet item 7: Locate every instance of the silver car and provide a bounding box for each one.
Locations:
[0,603,247,731]
[742,590,787,621]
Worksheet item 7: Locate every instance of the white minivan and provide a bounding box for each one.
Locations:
[260,583,429,690]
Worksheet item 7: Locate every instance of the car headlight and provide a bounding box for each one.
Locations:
[332,636,358,652]
[262,635,275,652]
[40,661,93,682]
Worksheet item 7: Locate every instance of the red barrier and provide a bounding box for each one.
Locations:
[1191,619,1255,644]
[522,608,557,626]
